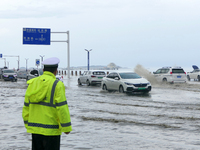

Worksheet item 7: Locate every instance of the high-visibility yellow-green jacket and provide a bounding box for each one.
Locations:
[22,71,72,136]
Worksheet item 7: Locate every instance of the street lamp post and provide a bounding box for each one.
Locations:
[18,56,20,70]
[25,58,28,72]
[85,49,92,71]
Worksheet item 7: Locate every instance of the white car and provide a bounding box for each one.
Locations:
[153,67,186,83]
[78,70,106,86]
[187,65,200,81]
[2,69,17,82]
[26,69,63,82]
[101,72,151,93]
[17,70,27,79]
[26,69,43,81]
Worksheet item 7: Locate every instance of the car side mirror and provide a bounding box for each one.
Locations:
[114,77,120,80]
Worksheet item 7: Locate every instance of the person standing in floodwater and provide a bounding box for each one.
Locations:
[22,57,72,150]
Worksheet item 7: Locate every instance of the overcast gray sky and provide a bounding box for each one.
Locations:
[0,0,199,71]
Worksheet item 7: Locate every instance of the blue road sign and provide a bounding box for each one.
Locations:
[23,28,51,45]
[36,59,40,66]
[0,54,2,58]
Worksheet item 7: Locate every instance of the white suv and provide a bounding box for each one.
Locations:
[26,69,43,81]
[153,67,186,83]
[2,69,17,82]
[187,65,200,81]
[78,70,106,86]
[26,69,63,82]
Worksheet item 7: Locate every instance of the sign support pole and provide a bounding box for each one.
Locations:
[4,55,20,70]
[4,58,6,67]
[22,28,70,78]
[51,31,70,79]
[67,31,70,79]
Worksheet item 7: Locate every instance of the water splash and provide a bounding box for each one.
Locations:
[134,64,159,85]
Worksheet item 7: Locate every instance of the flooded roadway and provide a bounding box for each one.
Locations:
[0,75,200,150]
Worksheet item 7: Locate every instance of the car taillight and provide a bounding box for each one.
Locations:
[91,75,96,77]
[170,72,172,74]
[185,72,186,74]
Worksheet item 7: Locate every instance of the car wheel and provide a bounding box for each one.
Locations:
[102,84,107,90]
[187,75,190,81]
[119,85,124,93]
[162,78,167,83]
[86,80,90,86]
[198,76,200,82]
[78,79,82,85]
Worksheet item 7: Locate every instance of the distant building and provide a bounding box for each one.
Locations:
[107,63,119,70]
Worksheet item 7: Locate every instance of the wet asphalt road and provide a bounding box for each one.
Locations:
[0,76,200,149]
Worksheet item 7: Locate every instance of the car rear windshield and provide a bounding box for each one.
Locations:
[172,69,185,73]
[93,72,105,75]
[3,70,14,73]
[119,73,141,79]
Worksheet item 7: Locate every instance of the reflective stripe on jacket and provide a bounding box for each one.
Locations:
[22,71,72,136]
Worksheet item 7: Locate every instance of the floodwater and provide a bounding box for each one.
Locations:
[1,68,200,150]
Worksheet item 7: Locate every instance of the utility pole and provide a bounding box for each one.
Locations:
[3,58,6,67]
[25,58,28,72]
[40,55,45,68]
[85,49,92,71]
[7,62,9,68]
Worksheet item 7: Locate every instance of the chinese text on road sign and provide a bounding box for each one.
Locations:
[23,28,51,45]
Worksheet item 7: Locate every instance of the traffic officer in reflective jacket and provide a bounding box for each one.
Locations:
[22,57,72,150]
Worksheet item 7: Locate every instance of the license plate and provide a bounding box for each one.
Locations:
[177,76,181,78]
[9,77,13,79]
[138,87,146,90]
[98,77,103,79]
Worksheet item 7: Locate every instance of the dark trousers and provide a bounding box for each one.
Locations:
[32,134,61,150]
